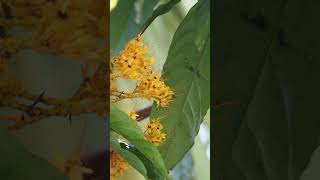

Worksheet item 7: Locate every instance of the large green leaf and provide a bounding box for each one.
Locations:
[150,0,210,169]
[110,131,148,178]
[110,0,157,57]
[213,0,320,179]
[0,127,69,180]
[110,104,169,179]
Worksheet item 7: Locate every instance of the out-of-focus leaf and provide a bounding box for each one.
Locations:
[110,0,157,57]
[110,104,169,179]
[213,0,320,179]
[150,0,210,170]
[0,127,68,180]
[141,0,181,33]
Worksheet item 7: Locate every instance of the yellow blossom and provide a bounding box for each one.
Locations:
[110,35,174,107]
[133,71,174,107]
[111,35,154,80]
[110,150,129,180]
[127,110,139,121]
[144,118,166,147]
[50,152,92,180]
[109,34,173,176]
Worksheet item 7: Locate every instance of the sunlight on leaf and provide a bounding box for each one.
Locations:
[110,0,118,11]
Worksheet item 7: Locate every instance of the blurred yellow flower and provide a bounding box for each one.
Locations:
[110,150,129,180]
[127,110,139,121]
[50,152,92,180]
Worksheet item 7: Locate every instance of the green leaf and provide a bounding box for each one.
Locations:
[0,127,69,180]
[125,144,166,180]
[150,0,210,170]
[141,0,181,33]
[213,0,320,179]
[110,0,157,57]
[110,104,169,179]
[110,131,148,178]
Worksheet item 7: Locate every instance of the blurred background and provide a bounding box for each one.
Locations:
[111,0,210,179]
[0,2,107,178]
[1,36,107,161]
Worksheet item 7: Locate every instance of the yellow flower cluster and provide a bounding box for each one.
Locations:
[110,34,171,178]
[0,70,23,102]
[1,0,106,63]
[110,35,174,107]
[144,118,166,147]
[127,111,166,147]
[127,110,139,121]
[110,150,129,180]
[133,71,174,107]
[0,38,24,61]
[111,35,153,80]
[50,152,92,180]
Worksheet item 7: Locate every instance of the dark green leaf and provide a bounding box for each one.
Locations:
[126,144,165,180]
[110,104,169,179]
[150,0,210,170]
[110,131,148,178]
[213,0,320,179]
